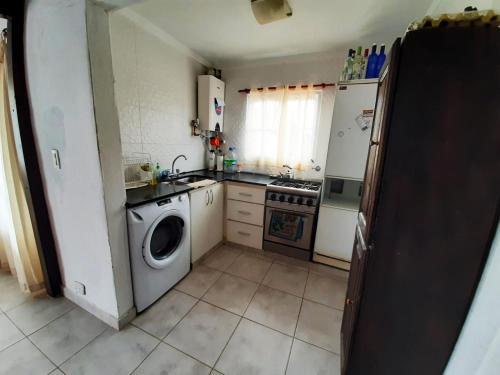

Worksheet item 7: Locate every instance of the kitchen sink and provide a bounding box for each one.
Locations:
[163,175,209,185]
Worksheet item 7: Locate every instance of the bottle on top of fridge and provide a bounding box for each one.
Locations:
[375,44,386,77]
[353,46,363,79]
[346,49,355,80]
[361,48,369,78]
[366,44,378,79]
[341,49,351,81]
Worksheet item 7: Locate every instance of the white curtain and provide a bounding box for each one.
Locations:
[243,85,321,171]
[0,36,45,294]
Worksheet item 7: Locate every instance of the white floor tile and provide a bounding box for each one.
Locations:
[244,285,301,335]
[202,246,242,271]
[0,338,55,375]
[215,318,292,375]
[0,312,24,351]
[175,265,222,298]
[225,253,272,283]
[262,263,308,297]
[0,277,30,312]
[60,325,158,374]
[165,301,239,366]
[287,339,341,375]
[6,296,74,335]
[29,307,108,365]
[134,342,210,375]
[295,300,342,353]
[133,289,197,339]
[202,273,258,315]
[304,272,347,310]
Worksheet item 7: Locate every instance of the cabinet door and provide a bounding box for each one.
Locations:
[314,206,357,261]
[190,187,211,263]
[207,183,224,249]
[325,83,378,180]
[341,225,369,375]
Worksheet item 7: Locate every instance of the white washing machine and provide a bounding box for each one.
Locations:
[127,193,190,312]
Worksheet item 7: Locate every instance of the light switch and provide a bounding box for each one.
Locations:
[51,149,61,169]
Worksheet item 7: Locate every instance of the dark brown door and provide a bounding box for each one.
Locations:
[341,225,369,374]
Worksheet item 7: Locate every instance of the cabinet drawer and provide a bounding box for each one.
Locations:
[226,183,265,204]
[226,220,263,249]
[226,200,264,226]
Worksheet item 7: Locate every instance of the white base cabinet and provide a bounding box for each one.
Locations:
[190,182,223,262]
[314,205,357,261]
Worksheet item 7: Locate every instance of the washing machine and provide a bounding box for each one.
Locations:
[127,193,190,312]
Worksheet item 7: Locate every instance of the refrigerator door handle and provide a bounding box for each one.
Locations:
[355,225,367,258]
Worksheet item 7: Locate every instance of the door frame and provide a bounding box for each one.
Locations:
[0,1,61,296]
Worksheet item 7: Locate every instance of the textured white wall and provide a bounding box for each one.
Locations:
[222,53,345,179]
[444,224,500,375]
[109,11,207,174]
[86,1,134,320]
[25,0,120,320]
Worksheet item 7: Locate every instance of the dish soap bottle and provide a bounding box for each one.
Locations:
[151,162,160,186]
[224,147,237,173]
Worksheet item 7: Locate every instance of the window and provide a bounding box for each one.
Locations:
[243,86,321,171]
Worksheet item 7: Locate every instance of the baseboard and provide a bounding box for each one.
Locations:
[63,286,136,330]
[313,253,351,271]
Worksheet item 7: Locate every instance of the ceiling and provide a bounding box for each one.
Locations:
[127,0,434,66]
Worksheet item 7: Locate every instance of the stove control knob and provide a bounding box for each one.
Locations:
[279,195,285,202]
[306,198,314,206]
[297,197,304,205]
[287,196,294,203]
[270,193,277,201]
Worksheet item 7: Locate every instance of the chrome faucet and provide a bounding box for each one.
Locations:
[171,154,187,177]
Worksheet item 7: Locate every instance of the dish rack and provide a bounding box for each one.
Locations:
[122,152,153,188]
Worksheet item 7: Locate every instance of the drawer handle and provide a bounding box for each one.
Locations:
[238,192,253,197]
[237,231,251,236]
[237,210,251,215]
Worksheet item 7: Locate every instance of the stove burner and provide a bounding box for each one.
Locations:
[270,179,321,191]
[267,178,322,198]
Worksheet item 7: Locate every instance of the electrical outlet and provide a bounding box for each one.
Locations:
[73,281,86,296]
[51,149,61,169]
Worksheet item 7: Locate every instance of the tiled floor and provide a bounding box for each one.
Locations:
[0,245,348,375]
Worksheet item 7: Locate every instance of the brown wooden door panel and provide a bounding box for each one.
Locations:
[341,226,369,375]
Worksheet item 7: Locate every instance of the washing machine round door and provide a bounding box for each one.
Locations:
[142,210,187,269]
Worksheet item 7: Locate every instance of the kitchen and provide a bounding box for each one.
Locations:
[0,1,499,375]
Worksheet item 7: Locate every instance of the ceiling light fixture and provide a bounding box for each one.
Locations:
[251,0,293,25]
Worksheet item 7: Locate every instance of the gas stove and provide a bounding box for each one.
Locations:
[263,178,322,260]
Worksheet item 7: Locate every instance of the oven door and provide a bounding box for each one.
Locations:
[264,206,314,250]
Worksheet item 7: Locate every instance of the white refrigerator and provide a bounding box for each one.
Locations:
[314,80,378,268]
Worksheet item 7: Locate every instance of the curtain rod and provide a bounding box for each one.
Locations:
[238,82,335,93]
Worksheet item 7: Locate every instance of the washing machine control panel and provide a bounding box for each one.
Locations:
[157,198,172,206]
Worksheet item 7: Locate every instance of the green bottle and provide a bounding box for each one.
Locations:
[353,46,363,79]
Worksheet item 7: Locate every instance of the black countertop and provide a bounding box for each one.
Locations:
[188,170,277,186]
[125,170,276,208]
